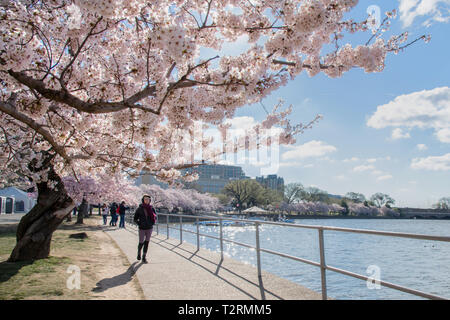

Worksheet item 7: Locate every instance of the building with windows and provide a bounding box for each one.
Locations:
[135,164,249,194]
[0,187,36,214]
[255,174,284,193]
[182,164,249,194]
[135,172,169,189]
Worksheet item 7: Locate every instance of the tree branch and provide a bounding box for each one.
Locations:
[0,95,72,164]
[8,70,160,114]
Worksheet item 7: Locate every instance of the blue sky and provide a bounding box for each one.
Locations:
[211,1,450,208]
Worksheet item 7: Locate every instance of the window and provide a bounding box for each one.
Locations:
[15,200,25,212]
[5,198,13,214]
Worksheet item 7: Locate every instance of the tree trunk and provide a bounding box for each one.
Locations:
[76,199,88,224]
[8,154,74,262]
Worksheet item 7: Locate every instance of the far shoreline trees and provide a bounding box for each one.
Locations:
[219,180,399,217]
[223,179,283,213]
[433,197,450,210]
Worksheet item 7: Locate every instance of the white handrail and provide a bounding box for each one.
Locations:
[129,211,450,300]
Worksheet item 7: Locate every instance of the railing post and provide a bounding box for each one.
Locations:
[255,222,262,279]
[166,214,169,239]
[196,217,200,251]
[219,218,224,260]
[318,228,327,300]
[179,215,183,244]
[156,214,159,235]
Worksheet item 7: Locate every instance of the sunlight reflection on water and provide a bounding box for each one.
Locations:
[161,218,450,300]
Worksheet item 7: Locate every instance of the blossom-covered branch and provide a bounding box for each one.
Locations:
[0,0,429,189]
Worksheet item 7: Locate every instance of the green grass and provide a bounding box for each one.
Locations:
[0,229,73,300]
[0,216,145,300]
[0,232,17,256]
[0,220,94,300]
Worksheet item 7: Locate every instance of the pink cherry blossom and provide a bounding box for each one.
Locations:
[0,1,428,198]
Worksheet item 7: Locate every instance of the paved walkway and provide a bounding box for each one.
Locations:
[103,221,323,300]
[0,213,26,224]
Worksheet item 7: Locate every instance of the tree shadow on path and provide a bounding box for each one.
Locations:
[92,261,143,293]
[154,237,283,300]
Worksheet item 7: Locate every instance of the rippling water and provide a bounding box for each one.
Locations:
[157,218,450,300]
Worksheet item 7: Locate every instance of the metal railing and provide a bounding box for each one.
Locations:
[128,212,450,300]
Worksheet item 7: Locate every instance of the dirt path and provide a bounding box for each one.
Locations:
[83,218,145,300]
[0,215,145,300]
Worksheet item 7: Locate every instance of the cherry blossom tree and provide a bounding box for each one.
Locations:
[139,184,178,211]
[138,183,220,212]
[282,200,398,216]
[64,175,141,205]
[0,1,428,261]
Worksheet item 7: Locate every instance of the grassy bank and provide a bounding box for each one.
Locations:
[0,216,144,300]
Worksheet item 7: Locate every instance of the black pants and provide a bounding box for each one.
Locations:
[138,241,149,257]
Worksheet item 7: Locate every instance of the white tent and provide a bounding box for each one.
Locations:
[242,206,268,214]
[0,187,36,214]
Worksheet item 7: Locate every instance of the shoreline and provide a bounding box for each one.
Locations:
[220,213,450,220]
[285,215,450,220]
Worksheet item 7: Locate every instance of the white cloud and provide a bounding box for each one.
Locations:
[282,140,337,161]
[334,174,349,181]
[436,128,450,143]
[319,156,335,163]
[343,157,360,162]
[302,98,312,105]
[367,87,450,143]
[377,175,393,181]
[391,128,411,140]
[352,164,392,180]
[416,143,428,150]
[353,164,376,172]
[278,161,303,168]
[367,158,377,163]
[411,153,450,171]
[399,0,450,27]
[224,116,258,131]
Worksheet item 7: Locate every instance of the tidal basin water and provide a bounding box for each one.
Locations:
[157,218,450,300]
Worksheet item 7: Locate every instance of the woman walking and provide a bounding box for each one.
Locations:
[133,195,156,264]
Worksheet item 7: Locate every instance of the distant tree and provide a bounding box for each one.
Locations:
[264,188,284,207]
[364,200,376,207]
[284,183,304,204]
[287,201,344,215]
[370,193,395,208]
[301,187,329,203]
[433,197,450,210]
[340,199,349,216]
[246,184,267,207]
[183,182,204,193]
[212,193,232,207]
[223,180,265,213]
[345,192,366,203]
